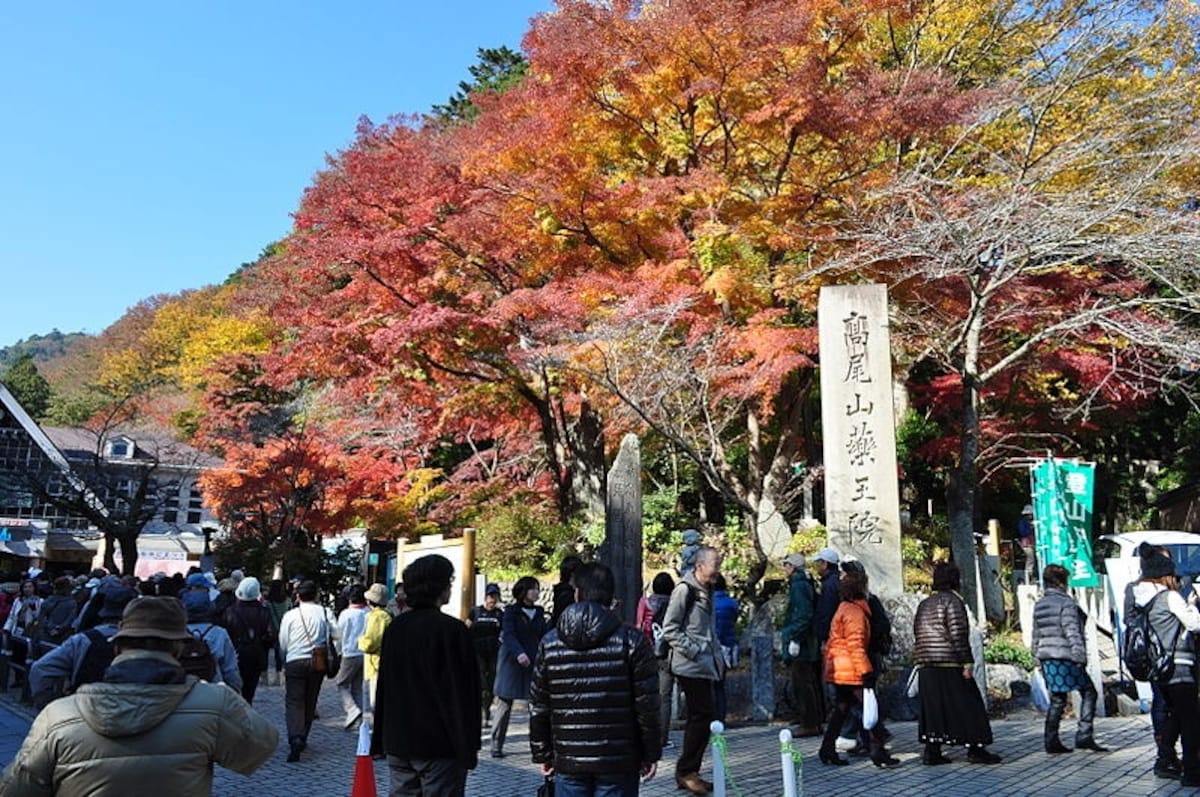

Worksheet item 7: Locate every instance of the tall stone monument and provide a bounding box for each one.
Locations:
[818,285,904,598]
[600,433,643,625]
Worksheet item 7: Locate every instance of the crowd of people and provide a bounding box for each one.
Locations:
[0,563,405,793]
[2,531,1198,796]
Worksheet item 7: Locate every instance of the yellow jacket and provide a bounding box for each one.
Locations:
[358,605,392,680]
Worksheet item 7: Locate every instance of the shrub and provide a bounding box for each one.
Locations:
[474,502,579,580]
[985,631,1036,670]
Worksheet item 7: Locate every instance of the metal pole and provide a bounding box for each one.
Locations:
[710,720,726,797]
[779,728,799,797]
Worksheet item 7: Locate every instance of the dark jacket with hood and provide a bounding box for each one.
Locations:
[529,601,662,775]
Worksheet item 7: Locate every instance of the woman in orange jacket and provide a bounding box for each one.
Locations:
[819,569,900,768]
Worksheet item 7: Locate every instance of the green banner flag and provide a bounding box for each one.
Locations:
[1030,458,1100,588]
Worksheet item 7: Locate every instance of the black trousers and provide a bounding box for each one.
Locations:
[821,684,885,756]
[789,659,823,729]
[387,756,467,797]
[239,658,265,704]
[675,675,715,778]
[476,651,497,723]
[1162,680,1200,783]
[285,658,324,743]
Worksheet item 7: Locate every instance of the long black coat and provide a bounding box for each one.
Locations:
[494,603,546,700]
[372,607,481,768]
[529,601,661,775]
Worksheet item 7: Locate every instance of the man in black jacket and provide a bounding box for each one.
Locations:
[531,561,662,797]
[373,555,480,796]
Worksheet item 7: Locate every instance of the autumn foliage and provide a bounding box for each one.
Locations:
[30,0,1199,578]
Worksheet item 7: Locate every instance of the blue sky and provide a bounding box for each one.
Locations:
[0,1,554,349]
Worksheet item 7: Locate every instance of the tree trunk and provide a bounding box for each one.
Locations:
[118,533,139,577]
[102,531,119,575]
[568,399,607,525]
[949,373,982,616]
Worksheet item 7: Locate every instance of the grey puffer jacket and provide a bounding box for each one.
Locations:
[662,574,721,680]
[1031,588,1086,663]
[912,590,972,666]
[0,650,277,796]
[529,601,661,775]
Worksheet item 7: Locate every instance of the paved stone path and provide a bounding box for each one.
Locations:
[1,679,1198,795]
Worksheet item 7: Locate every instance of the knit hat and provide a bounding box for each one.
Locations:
[782,553,806,568]
[112,596,193,641]
[98,585,139,620]
[813,547,840,565]
[235,576,261,601]
[180,589,212,622]
[364,583,388,606]
[1138,542,1175,579]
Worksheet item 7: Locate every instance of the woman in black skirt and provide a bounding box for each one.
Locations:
[912,562,1001,765]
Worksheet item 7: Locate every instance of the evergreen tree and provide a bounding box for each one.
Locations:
[432,46,528,123]
[1,353,52,419]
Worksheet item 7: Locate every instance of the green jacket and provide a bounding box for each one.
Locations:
[0,650,276,796]
[780,572,819,662]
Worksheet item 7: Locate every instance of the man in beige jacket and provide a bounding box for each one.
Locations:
[0,596,277,796]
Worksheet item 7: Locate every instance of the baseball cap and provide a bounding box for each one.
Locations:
[485,583,501,596]
[813,547,840,565]
[782,553,806,568]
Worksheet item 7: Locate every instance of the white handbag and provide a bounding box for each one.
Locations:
[863,687,880,729]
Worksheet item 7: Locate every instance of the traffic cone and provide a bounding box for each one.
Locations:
[350,721,377,797]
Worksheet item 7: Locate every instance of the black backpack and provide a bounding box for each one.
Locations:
[179,625,218,681]
[73,628,116,690]
[867,595,893,657]
[651,597,670,659]
[1124,591,1179,682]
[654,585,697,659]
[226,604,269,668]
